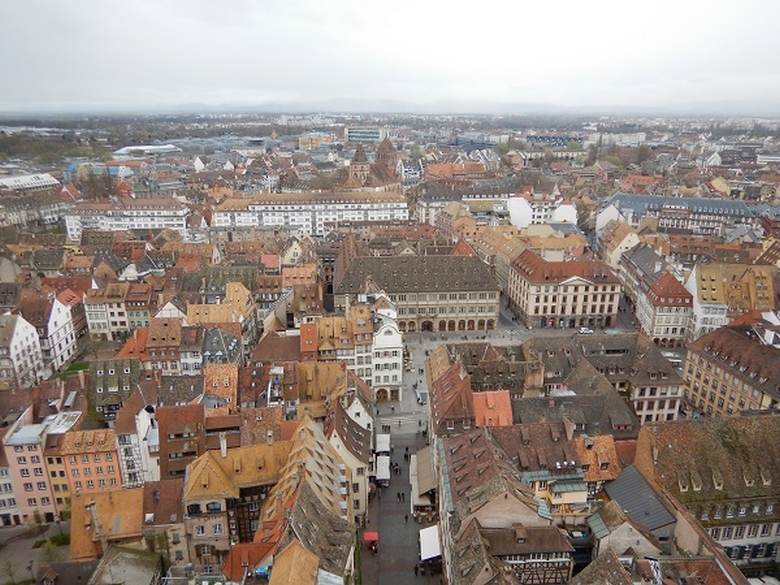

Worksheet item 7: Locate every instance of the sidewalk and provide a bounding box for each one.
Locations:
[0,520,71,582]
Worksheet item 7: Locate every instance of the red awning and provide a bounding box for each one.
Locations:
[363,531,379,542]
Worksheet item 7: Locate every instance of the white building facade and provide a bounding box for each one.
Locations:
[213,192,409,236]
[65,198,190,241]
[42,297,77,371]
[371,315,404,402]
[0,315,48,388]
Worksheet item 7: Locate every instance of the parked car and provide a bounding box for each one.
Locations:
[578,327,594,334]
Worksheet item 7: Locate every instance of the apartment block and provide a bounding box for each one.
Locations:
[683,312,780,418]
[508,250,621,330]
[212,191,408,236]
[0,313,48,388]
[635,416,780,565]
[60,429,122,496]
[636,272,692,348]
[684,263,776,341]
[65,198,190,241]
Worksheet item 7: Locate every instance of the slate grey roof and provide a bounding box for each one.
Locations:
[605,191,754,217]
[280,481,354,578]
[620,243,666,278]
[512,393,640,441]
[603,465,675,531]
[31,248,65,271]
[89,358,142,412]
[337,255,498,294]
[202,328,242,363]
[157,375,204,406]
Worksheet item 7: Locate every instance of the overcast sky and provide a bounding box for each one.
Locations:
[3,0,780,114]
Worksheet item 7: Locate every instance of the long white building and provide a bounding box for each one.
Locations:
[0,173,60,193]
[65,198,190,241]
[213,192,408,236]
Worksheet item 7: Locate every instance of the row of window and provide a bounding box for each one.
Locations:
[71,466,115,476]
[392,292,497,302]
[711,523,776,540]
[74,479,116,490]
[68,454,113,463]
[703,503,774,521]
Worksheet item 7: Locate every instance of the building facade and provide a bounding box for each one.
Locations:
[212,192,408,236]
[65,198,190,241]
[0,314,48,388]
[336,256,500,333]
[508,250,621,330]
[636,272,693,348]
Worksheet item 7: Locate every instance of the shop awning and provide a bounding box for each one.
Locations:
[420,525,441,561]
[415,446,436,495]
[363,531,379,543]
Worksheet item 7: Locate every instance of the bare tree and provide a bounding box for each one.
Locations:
[0,557,19,585]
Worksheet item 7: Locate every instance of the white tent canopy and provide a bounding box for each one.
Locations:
[377,455,391,481]
[376,433,391,454]
[420,525,441,561]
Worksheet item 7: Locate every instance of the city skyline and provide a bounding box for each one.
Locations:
[4,0,780,115]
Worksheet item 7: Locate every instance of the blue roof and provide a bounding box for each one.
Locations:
[606,192,754,218]
[586,514,610,539]
[604,465,675,531]
[550,480,587,493]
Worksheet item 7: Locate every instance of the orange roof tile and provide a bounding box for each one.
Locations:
[472,391,513,427]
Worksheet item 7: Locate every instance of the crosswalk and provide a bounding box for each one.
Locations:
[376,412,427,434]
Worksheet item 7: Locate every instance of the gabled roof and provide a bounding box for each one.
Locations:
[252,331,302,364]
[638,415,780,505]
[337,255,498,294]
[568,548,632,585]
[142,478,184,526]
[325,400,371,464]
[184,441,291,501]
[511,249,619,285]
[70,489,145,561]
[429,361,473,431]
[472,390,513,427]
[480,523,574,556]
[268,540,319,585]
[262,417,350,523]
[443,428,531,507]
[279,480,354,578]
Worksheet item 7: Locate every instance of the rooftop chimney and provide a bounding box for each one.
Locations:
[219,431,227,459]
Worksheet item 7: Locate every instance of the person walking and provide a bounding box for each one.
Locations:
[404,514,409,523]
[414,564,419,576]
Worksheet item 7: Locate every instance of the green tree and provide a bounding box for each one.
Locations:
[29,510,46,535]
[40,540,65,564]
